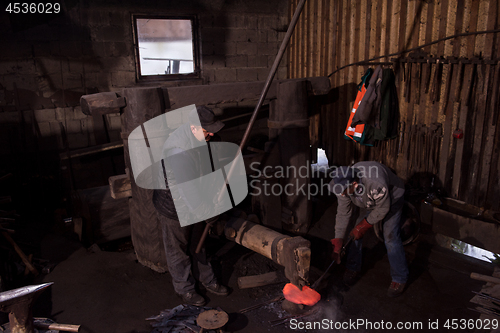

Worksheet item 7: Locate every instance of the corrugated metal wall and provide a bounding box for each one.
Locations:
[288,0,500,210]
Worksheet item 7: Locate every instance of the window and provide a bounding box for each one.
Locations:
[132,15,200,81]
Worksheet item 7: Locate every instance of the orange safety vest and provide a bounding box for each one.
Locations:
[344,84,367,141]
[344,68,374,146]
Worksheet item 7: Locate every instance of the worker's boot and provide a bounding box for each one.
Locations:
[387,281,406,298]
[180,291,206,306]
[203,282,229,296]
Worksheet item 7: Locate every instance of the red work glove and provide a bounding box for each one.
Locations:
[350,218,373,240]
[330,238,343,263]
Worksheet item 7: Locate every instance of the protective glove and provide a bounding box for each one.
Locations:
[330,238,343,264]
[350,218,373,240]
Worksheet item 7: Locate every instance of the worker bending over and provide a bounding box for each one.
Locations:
[329,161,409,297]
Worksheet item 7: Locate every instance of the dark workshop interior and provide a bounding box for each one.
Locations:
[1,0,500,332]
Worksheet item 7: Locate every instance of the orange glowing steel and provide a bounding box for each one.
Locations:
[282,283,321,306]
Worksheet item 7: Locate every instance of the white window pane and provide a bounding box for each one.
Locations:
[136,19,194,76]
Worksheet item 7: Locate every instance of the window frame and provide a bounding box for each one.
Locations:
[131,14,201,82]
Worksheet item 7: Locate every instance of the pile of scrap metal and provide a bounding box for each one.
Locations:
[469,270,500,319]
[147,304,228,333]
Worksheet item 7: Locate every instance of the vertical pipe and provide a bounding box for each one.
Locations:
[195,0,308,254]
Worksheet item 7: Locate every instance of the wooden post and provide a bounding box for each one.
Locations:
[470,272,500,285]
[121,87,168,273]
[270,79,312,234]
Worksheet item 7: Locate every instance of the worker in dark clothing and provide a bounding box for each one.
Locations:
[328,161,409,297]
[152,105,229,306]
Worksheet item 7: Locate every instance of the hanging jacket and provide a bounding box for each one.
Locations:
[352,66,383,128]
[346,66,400,146]
[344,69,373,145]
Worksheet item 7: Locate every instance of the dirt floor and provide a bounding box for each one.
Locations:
[1,194,495,333]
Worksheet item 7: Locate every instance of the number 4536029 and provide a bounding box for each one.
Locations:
[444,319,498,330]
[6,3,61,14]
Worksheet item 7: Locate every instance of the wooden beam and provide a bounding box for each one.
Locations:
[59,141,123,160]
[80,92,126,116]
[237,271,286,289]
[163,77,331,109]
[429,204,500,254]
[470,272,500,285]
[109,174,132,199]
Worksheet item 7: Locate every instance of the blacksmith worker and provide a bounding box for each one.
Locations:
[328,161,409,297]
[152,105,229,306]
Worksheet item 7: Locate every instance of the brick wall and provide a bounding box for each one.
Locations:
[201,12,288,84]
[0,0,288,153]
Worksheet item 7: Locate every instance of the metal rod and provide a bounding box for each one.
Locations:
[310,258,336,291]
[233,0,307,157]
[472,291,500,303]
[328,28,500,77]
[270,308,318,327]
[469,307,500,317]
[239,296,284,313]
[310,236,352,290]
[195,0,307,254]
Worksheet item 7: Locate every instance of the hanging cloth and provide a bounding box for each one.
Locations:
[344,68,373,146]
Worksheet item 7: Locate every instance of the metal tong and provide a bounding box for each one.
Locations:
[310,236,353,290]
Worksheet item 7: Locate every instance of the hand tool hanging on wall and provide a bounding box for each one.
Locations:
[429,123,442,175]
[442,59,455,114]
[424,58,432,94]
[455,59,465,103]
[405,123,443,175]
[195,0,308,254]
[430,59,442,103]
[405,62,412,103]
[397,121,405,156]
[415,59,421,104]
[482,63,494,120]
[465,59,479,107]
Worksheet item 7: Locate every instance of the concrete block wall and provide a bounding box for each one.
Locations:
[199,12,288,84]
[0,107,122,154]
[0,0,287,153]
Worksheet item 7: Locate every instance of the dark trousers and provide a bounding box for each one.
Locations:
[345,197,409,284]
[157,212,216,294]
